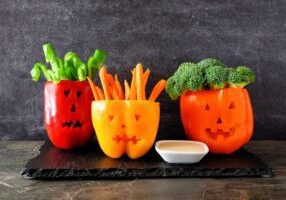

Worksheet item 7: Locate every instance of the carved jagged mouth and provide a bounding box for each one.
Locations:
[61,120,83,128]
[205,128,234,139]
[113,134,140,144]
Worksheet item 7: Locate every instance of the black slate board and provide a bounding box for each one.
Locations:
[21,141,272,179]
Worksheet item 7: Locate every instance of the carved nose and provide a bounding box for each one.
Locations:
[121,124,126,129]
[217,117,222,124]
[71,104,76,112]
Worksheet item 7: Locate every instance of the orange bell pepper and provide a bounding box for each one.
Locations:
[91,100,160,159]
[180,88,253,154]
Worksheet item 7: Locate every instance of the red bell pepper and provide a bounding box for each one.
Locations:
[44,80,94,149]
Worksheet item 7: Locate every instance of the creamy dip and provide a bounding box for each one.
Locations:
[158,142,205,153]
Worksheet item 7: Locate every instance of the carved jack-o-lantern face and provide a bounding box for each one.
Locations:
[91,100,160,159]
[44,81,94,149]
[180,88,253,154]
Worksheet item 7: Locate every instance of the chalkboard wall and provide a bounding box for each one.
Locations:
[1,0,286,140]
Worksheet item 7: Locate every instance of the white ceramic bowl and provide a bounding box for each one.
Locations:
[155,140,209,164]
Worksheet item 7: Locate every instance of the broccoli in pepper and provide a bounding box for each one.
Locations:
[228,66,255,88]
[166,62,205,100]
[166,77,178,100]
[205,65,229,89]
[165,58,255,100]
[197,58,226,72]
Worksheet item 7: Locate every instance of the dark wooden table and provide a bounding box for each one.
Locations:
[0,141,285,200]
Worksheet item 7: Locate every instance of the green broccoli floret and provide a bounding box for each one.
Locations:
[166,59,255,100]
[228,66,255,88]
[166,62,205,100]
[175,63,205,92]
[165,77,178,100]
[205,65,229,89]
[197,58,226,72]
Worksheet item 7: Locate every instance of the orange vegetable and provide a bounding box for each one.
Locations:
[180,88,253,154]
[107,74,120,100]
[86,77,100,100]
[99,67,111,100]
[136,63,144,100]
[91,65,165,102]
[124,80,130,100]
[129,70,137,100]
[95,86,104,100]
[92,100,160,159]
[115,74,124,100]
[89,63,166,159]
[143,68,150,87]
[149,80,166,101]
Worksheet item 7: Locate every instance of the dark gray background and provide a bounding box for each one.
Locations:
[0,0,285,140]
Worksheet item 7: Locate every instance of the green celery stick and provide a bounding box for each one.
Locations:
[87,49,106,78]
[31,43,107,83]
[64,52,79,80]
[77,64,87,81]
[43,43,59,72]
[30,62,52,81]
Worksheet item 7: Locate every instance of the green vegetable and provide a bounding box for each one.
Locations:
[205,65,229,89]
[88,49,107,78]
[30,43,107,83]
[30,62,53,81]
[197,58,226,72]
[166,62,205,100]
[64,52,80,80]
[228,66,255,88]
[166,77,178,100]
[43,43,57,64]
[166,58,255,100]
[77,64,88,81]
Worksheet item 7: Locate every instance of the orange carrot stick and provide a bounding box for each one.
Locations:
[107,74,120,100]
[99,67,111,100]
[135,63,144,100]
[111,87,120,100]
[86,77,100,100]
[115,74,124,100]
[129,70,137,100]
[149,80,166,101]
[107,74,113,82]
[143,68,150,87]
[95,86,104,100]
[142,68,150,98]
[124,80,130,100]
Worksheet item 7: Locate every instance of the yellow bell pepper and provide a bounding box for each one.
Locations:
[91,100,160,159]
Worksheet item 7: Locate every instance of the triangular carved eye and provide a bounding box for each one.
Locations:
[205,104,211,111]
[64,90,70,97]
[135,114,141,121]
[76,91,82,98]
[229,102,235,109]
[108,115,114,122]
